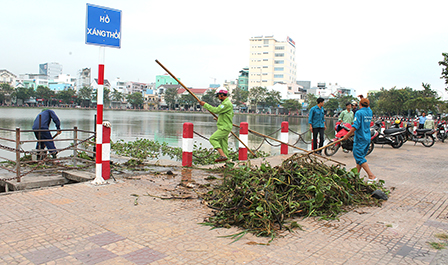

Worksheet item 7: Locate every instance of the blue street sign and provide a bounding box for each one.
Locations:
[86,4,122,48]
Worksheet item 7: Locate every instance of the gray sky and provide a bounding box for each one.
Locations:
[1,0,447,98]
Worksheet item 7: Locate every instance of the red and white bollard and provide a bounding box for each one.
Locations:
[182,122,193,167]
[239,122,248,160]
[102,121,111,180]
[281,121,288,155]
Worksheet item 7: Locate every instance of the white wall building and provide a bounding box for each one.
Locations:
[77,68,91,91]
[0,69,17,87]
[39,62,62,80]
[269,83,305,101]
[113,78,127,94]
[248,35,297,89]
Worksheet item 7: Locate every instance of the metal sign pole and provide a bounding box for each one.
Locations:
[94,47,106,183]
[86,3,121,184]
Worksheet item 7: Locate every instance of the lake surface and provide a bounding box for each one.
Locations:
[0,108,336,161]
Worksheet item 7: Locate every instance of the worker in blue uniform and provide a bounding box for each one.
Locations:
[32,109,61,158]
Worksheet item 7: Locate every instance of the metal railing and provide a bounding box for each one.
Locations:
[0,127,96,182]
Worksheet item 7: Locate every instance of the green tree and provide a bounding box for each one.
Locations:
[324,98,339,116]
[263,90,281,109]
[0,83,14,93]
[179,93,197,109]
[126,92,144,109]
[0,83,14,104]
[12,87,35,103]
[56,89,77,104]
[111,88,124,102]
[305,93,318,110]
[405,83,441,115]
[249,86,268,112]
[104,88,111,107]
[231,87,249,108]
[77,86,93,107]
[337,95,356,110]
[35,86,54,106]
[201,89,220,106]
[281,99,301,114]
[164,87,178,110]
[438,52,448,92]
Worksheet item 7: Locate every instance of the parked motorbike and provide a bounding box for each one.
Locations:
[403,122,435,147]
[435,123,447,142]
[371,120,404,148]
[324,123,377,156]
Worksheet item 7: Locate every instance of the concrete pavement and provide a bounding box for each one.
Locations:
[1,140,448,264]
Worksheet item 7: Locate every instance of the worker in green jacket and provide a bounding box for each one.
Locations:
[199,88,234,162]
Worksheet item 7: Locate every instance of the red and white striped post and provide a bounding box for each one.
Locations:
[239,122,248,160]
[93,47,106,184]
[281,121,288,155]
[102,121,111,180]
[182,122,194,167]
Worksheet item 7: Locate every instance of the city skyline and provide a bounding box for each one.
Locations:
[1,0,448,98]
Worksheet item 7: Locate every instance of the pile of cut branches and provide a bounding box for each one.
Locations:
[202,153,388,241]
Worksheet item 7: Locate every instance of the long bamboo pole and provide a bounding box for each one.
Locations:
[155,60,256,157]
[155,60,346,165]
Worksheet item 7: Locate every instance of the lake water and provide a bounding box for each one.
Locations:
[0,108,336,161]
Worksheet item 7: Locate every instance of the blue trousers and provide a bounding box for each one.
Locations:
[34,131,57,154]
[353,141,369,165]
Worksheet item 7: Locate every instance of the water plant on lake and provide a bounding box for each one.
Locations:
[111,138,268,165]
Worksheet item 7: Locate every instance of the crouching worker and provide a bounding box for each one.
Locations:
[32,109,61,158]
[341,96,378,183]
[199,88,234,163]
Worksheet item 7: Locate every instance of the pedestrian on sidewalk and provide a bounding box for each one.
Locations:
[32,109,61,158]
[341,96,378,183]
[199,88,234,163]
[418,112,427,129]
[309,97,326,154]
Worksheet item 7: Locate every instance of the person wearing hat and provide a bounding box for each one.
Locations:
[199,88,234,162]
[351,101,358,115]
[32,109,62,158]
[341,96,378,183]
[308,97,326,154]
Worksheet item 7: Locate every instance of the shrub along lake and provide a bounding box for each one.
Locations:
[0,108,336,161]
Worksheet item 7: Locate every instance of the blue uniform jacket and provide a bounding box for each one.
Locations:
[352,107,372,143]
[308,105,325,128]
[32,110,61,130]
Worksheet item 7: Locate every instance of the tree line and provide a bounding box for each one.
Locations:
[0,84,145,108]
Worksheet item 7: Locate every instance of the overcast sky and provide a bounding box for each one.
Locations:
[1,0,447,98]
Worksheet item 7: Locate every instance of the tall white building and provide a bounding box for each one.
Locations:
[248,35,297,89]
[39,62,63,80]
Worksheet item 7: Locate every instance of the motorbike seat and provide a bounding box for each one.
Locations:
[416,129,432,134]
[383,128,405,134]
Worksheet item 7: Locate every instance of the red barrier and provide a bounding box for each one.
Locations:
[102,122,111,180]
[239,122,248,160]
[281,121,288,154]
[182,123,194,167]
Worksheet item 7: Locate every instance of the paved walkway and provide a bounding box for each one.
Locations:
[1,140,448,264]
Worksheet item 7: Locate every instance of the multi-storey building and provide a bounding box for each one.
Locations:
[155,74,179,89]
[77,68,91,91]
[39,62,63,80]
[248,35,297,89]
[237,68,249,91]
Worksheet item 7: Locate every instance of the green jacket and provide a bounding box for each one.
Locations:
[338,109,354,124]
[203,97,234,131]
